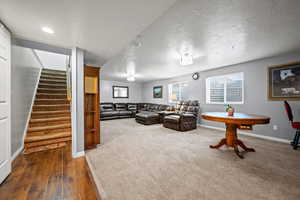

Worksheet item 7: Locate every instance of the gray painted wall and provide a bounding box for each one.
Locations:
[142,52,300,140]
[11,45,42,155]
[100,79,142,103]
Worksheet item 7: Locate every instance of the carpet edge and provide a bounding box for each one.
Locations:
[86,153,108,200]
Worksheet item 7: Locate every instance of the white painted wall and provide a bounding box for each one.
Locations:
[71,47,85,158]
[35,49,67,71]
[141,51,300,141]
[100,79,142,103]
[11,45,43,156]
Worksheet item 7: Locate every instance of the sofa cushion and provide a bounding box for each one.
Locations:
[152,105,159,111]
[128,104,137,110]
[180,105,188,112]
[119,110,132,116]
[187,106,198,113]
[175,104,181,111]
[182,101,190,106]
[136,111,159,118]
[190,100,199,106]
[164,115,180,122]
[101,111,119,117]
[158,105,166,111]
[115,103,127,111]
[166,106,175,111]
[100,103,114,112]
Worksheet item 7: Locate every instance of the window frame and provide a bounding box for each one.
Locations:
[168,81,188,103]
[112,86,129,98]
[206,72,244,105]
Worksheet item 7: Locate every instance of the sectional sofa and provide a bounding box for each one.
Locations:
[100,101,199,132]
[100,103,138,120]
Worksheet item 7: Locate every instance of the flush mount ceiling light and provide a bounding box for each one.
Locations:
[180,52,193,66]
[127,75,135,82]
[42,26,54,34]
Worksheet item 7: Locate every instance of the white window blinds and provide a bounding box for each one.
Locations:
[168,82,188,103]
[206,72,244,104]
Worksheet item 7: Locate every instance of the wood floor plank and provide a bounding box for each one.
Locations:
[0,144,99,200]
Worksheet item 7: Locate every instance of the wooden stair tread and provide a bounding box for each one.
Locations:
[28,124,71,132]
[37,92,67,95]
[34,99,70,105]
[39,83,66,86]
[40,78,66,81]
[25,131,71,143]
[36,98,68,101]
[41,73,66,76]
[41,74,66,78]
[25,137,71,148]
[33,104,69,107]
[23,142,68,154]
[42,69,66,73]
[32,110,70,114]
[38,88,67,91]
[30,117,70,123]
[40,79,66,83]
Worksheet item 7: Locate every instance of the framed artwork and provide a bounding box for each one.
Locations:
[113,86,129,98]
[153,86,163,98]
[268,62,300,101]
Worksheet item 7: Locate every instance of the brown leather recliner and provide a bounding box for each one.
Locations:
[163,101,199,131]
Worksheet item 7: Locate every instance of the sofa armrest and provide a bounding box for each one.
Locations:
[181,113,196,118]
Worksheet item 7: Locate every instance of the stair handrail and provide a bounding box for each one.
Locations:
[66,55,72,102]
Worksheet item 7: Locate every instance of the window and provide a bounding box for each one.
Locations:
[168,82,188,103]
[113,86,129,98]
[206,72,244,104]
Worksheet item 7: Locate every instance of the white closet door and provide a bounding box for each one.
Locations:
[0,23,11,184]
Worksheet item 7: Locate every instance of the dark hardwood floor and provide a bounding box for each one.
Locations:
[0,144,99,200]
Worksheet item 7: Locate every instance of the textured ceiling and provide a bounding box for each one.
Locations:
[102,0,300,82]
[2,0,300,82]
[0,0,178,65]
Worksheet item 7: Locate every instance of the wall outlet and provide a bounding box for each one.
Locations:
[273,125,278,130]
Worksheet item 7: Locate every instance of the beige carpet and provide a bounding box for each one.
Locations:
[87,119,300,200]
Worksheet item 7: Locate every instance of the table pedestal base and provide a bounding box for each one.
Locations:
[209,123,255,159]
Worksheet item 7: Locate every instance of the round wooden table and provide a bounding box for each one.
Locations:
[201,112,270,159]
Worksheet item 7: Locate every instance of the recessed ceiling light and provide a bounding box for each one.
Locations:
[42,27,54,34]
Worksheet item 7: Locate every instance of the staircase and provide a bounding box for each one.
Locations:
[24,69,71,154]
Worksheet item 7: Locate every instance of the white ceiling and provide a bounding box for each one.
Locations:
[0,0,178,65]
[2,0,300,83]
[35,50,68,71]
[102,0,300,82]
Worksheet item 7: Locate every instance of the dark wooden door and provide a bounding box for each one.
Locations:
[84,66,100,150]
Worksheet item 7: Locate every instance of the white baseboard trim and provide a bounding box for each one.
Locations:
[199,124,290,144]
[11,145,24,162]
[73,151,85,158]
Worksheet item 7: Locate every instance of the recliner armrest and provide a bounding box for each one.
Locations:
[181,113,196,118]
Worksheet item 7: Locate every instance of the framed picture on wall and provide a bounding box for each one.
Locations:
[268,62,300,101]
[153,86,163,98]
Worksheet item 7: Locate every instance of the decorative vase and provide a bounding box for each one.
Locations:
[227,108,234,116]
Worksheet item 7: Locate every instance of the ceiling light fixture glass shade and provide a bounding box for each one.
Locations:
[42,27,54,34]
[180,52,193,66]
[127,75,135,82]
